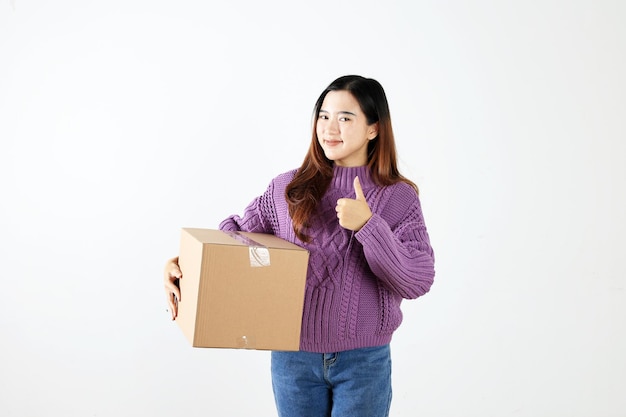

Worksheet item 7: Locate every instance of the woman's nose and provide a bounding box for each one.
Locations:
[325,118,339,133]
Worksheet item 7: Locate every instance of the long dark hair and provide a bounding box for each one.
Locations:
[286,75,417,242]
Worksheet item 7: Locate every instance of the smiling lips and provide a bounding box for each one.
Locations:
[324,139,342,146]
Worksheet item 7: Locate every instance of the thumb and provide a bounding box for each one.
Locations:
[353,176,366,201]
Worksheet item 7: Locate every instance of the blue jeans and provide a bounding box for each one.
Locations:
[271,345,392,417]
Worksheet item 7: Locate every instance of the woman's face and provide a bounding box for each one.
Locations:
[316,90,378,167]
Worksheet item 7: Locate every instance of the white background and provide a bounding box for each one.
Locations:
[1,1,625,416]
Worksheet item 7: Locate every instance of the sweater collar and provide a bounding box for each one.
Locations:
[332,165,374,191]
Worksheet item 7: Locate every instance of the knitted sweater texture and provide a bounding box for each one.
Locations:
[219,165,435,353]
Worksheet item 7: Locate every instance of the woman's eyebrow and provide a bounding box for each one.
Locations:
[319,109,357,116]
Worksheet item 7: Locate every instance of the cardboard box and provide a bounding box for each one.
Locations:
[176,228,309,351]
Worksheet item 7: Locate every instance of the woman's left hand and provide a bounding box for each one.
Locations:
[336,176,372,231]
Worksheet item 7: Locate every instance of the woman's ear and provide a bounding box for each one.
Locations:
[368,122,379,140]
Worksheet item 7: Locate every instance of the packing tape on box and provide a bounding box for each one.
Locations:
[236,335,257,349]
[225,231,271,267]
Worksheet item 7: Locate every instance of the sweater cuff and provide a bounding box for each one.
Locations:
[355,213,386,245]
[219,217,240,232]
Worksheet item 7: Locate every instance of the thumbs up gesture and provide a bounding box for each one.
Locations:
[336,176,373,231]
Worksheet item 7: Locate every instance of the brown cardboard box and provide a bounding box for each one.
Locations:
[175,228,309,351]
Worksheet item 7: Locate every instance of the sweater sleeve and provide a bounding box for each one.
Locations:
[218,178,279,234]
[354,186,435,299]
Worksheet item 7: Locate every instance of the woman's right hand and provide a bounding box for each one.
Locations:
[164,256,182,320]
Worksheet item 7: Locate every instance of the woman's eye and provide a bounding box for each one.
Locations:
[318,114,328,120]
[339,117,350,122]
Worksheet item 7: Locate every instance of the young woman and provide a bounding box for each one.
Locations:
[164,75,435,417]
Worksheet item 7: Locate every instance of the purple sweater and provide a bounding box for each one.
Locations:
[219,165,435,353]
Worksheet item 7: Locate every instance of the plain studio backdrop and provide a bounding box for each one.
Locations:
[1,1,624,416]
